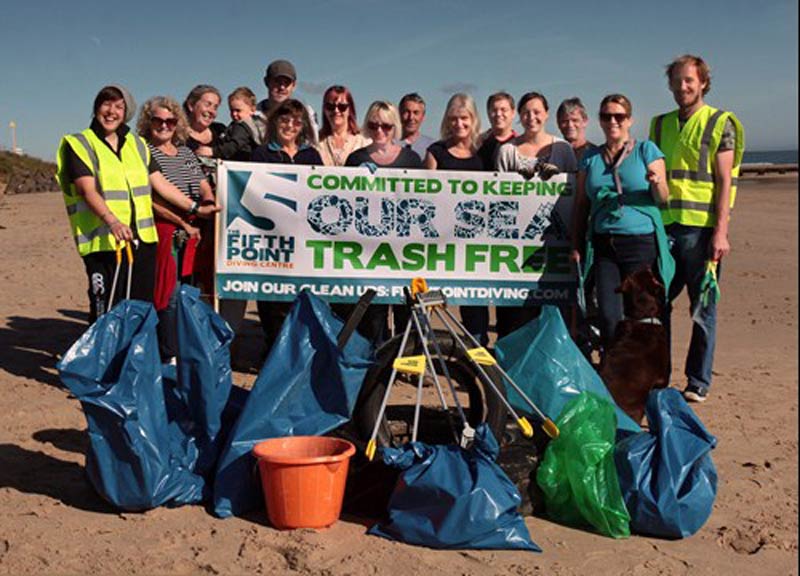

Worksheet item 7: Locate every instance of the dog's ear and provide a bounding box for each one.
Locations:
[643,269,664,292]
[616,273,637,294]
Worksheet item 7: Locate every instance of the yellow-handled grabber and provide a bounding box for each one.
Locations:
[365,316,416,461]
[108,240,135,310]
[433,305,560,440]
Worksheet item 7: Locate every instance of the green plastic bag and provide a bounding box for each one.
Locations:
[536,392,630,538]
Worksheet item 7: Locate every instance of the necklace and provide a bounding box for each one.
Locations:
[327,135,348,166]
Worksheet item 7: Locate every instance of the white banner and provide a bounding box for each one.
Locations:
[215,161,575,305]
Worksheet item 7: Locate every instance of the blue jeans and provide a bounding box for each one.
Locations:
[666,224,718,392]
[593,233,658,350]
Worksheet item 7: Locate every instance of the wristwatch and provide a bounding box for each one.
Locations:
[188,200,199,216]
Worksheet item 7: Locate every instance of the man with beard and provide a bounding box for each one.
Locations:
[257,59,319,145]
[650,54,745,403]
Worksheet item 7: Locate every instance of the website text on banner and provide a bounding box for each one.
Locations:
[215,161,575,306]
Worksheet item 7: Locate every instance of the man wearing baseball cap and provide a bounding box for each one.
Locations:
[256,59,319,143]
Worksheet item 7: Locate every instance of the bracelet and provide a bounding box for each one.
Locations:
[187,200,199,216]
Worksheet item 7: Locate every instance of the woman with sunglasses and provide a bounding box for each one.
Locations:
[342,101,422,345]
[137,96,216,360]
[494,91,578,338]
[252,99,323,164]
[317,85,371,166]
[345,101,422,170]
[251,99,323,354]
[570,94,672,351]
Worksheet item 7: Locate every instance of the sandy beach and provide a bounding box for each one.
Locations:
[0,174,797,575]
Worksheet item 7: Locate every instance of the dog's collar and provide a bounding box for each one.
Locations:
[634,317,662,325]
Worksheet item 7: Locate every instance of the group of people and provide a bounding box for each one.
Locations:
[56,54,743,404]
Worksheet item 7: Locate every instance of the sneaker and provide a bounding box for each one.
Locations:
[683,384,708,403]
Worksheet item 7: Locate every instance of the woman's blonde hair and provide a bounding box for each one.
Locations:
[137,96,190,145]
[440,93,481,149]
[362,101,402,137]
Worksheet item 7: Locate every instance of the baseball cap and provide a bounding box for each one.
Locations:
[265,60,297,83]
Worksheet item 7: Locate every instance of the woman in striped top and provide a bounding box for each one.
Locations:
[137,95,215,361]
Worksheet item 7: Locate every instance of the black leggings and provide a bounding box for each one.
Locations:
[82,242,157,323]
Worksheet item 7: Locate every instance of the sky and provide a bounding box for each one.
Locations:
[0,0,797,160]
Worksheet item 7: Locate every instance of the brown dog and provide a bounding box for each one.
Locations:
[600,268,670,424]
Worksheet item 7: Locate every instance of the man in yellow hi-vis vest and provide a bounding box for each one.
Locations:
[650,55,745,403]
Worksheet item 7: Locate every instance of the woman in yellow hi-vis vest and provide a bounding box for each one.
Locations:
[56,85,219,322]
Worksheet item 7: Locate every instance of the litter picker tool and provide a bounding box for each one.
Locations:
[406,289,467,447]
[430,306,535,439]
[108,240,135,311]
[413,280,560,440]
[365,281,473,461]
[408,284,474,448]
[365,317,414,461]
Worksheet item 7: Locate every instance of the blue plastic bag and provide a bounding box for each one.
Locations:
[57,301,205,510]
[170,285,234,476]
[369,423,540,551]
[615,388,718,538]
[495,306,640,434]
[212,290,373,518]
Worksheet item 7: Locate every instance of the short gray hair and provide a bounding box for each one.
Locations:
[557,97,589,121]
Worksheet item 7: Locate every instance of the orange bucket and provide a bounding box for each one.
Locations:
[252,436,356,529]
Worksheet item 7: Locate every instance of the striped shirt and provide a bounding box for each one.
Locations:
[148,144,204,200]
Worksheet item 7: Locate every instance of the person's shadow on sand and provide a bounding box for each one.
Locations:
[0,441,115,513]
[0,309,88,388]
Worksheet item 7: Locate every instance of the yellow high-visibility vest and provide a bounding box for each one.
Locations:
[56,129,157,256]
[650,105,745,227]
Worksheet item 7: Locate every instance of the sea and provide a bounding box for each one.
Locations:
[742,150,798,164]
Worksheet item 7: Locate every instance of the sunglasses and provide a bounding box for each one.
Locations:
[278,116,304,128]
[151,116,178,129]
[599,112,629,123]
[324,102,350,113]
[367,121,394,133]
